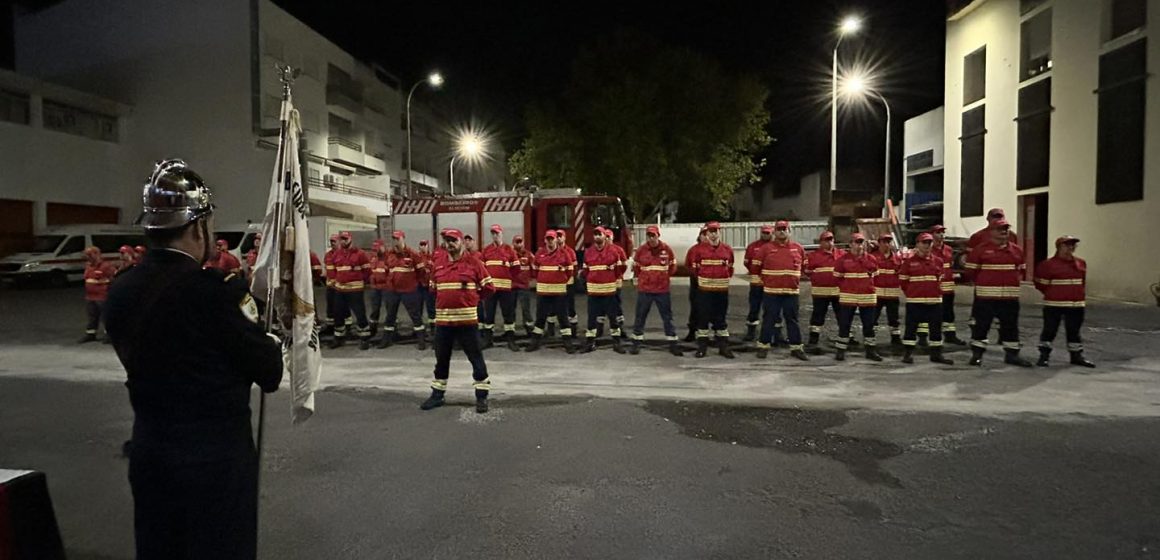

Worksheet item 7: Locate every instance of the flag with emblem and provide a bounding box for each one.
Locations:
[250,72,323,424]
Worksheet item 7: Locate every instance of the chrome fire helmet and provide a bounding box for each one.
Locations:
[138,159,214,230]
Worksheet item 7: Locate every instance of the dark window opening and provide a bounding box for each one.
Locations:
[960,106,986,217]
[1016,78,1052,190]
[963,47,987,105]
[1096,39,1146,204]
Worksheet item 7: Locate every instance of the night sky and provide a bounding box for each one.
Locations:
[2,0,948,195]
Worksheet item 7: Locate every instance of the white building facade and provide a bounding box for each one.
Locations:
[900,106,945,221]
[944,0,1158,303]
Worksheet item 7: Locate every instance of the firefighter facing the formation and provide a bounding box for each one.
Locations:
[580,226,628,353]
[754,221,808,360]
[104,159,282,559]
[964,220,1032,367]
[690,221,735,359]
[629,225,682,356]
[205,238,242,275]
[527,230,577,353]
[480,224,521,351]
[421,228,495,413]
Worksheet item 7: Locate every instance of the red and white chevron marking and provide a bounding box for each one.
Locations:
[394,198,438,214]
[482,197,528,212]
[573,200,585,250]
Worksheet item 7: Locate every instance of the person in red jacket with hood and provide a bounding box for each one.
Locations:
[580,227,627,354]
[1034,235,1094,368]
[629,225,682,356]
[690,221,735,359]
[329,230,372,350]
[114,244,139,279]
[804,230,845,354]
[80,246,118,343]
[526,230,577,353]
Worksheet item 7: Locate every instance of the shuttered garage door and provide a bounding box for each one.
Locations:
[46,202,119,226]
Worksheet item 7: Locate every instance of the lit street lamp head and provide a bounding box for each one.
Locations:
[428,72,444,88]
[840,16,862,35]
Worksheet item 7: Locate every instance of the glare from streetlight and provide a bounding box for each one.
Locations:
[843,74,867,96]
[840,16,862,35]
[428,72,444,88]
[453,127,490,165]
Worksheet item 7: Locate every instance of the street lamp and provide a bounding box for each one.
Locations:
[842,74,893,218]
[405,71,443,198]
[449,132,486,195]
[831,15,861,192]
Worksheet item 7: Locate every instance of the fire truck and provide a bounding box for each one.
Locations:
[387,189,633,258]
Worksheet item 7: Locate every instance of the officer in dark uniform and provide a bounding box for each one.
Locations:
[105,159,283,560]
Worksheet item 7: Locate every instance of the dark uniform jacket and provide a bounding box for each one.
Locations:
[104,248,282,559]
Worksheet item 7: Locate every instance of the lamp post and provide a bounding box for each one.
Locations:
[844,75,893,218]
[405,71,443,198]
[830,16,861,192]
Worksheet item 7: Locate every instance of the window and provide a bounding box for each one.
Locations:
[963,47,986,105]
[92,235,144,253]
[1109,0,1147,42]
[0,89,30,125]
[31,235,66,253]
[960,107,986,217]
[546,204,573,230]
[589,203,625,230]
[1021,9,1053,81]
[57,236,85,256]
[1096,39,1147,204]
[1021,0,1049,15]
[1017,79,1052,189]
[216,232,245,250]
[42,100,118,142]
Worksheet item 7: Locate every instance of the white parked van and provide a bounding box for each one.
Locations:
[0,225,147,287]
[214,223,264,260]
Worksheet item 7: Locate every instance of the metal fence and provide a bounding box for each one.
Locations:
[633,221,830,248]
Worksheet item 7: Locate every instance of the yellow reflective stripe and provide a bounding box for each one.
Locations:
[334,281,365,290]
[700,259,727,265]
[876,287,903,298]
[587,282,618,294]
[877,270,897,275]
[436,308,478,321]
[435,282,478,290]
[536,283,568,294]
[484,260,508,267]
[1037,278,1084,285]
[698,278,731,290]
[980,264,1017,270]
[84,279,110,284]
[941,282,956,290]
[586,264,613,271]
[335,266,353,271]
[811,286,839,296]
[811,267,835,273]
[964,263,979,270]
[975,287,1021,297]
[641,265,668,271]
[1044,300,1086,307]
[389,267,414,273]
[841,272,871,278]
[763,287,800,295]
[839,294,877,304]
[761,269,801,276]
[491,279,512,289]
[908,297,943,304]
[907,275,939,282]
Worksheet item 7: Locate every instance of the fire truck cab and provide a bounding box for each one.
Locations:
[388,189,633,259]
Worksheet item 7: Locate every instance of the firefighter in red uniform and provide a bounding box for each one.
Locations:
[928,225,966,345]
[804,231,845,354]
[754,221,808,360]
[480,224,521,351]
[968,208,1019,249]
[366,239,390,339]
[604,227,629,338]
[580,227,627,353]
[550,228,580,336]
[526,230,577,353]
[834,233,881,361]
[244,232,261,279]
[871,232,904,349]
[114,244,139,278]
[629,225,682,356]
[322,234,340,336]
[1034,235,1094,368]
[417,240,435,325]
[898,233,954,365]
[80,246,117,343]
[683,227,708,342]
[420,228,495,413]
[964,220,1032,367]
[310,251,323,284]
[512,235,536,335]
[330,230,372,350]
[691,221,735,359]
[379,231,426,350]
[204,239,242,275]
[744,225,774,342]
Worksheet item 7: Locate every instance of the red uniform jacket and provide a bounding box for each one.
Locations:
[332,247,370,293]
[805,248,845,298]
[84,261,117,302]
[324,249,337,288]
[1034,256,1086,307]
[205,251,242,275]
[386,247,423,293]
[310,252,323,282]
[968,228,1019,249]
[744,239,770,286]
[932,241,955,294]
[416,251,432,289]
[834,253,878,307]
[562,245,578,286]
[481,243,520,292]
[633,241,676,294]
[368,252,390,290]
[692,242,734,293]
[758,240,805,295]
[964,242,1025,300]
[513,249,534,290]
[899,253,945,304]
[431,253,494,326]
[533,248,573,295]
[610,243,628,290]
[581,243,626,296]
[872,250,903,300]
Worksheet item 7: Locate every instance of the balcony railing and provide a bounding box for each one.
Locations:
[306,177,389,201]
[328,136,362,152]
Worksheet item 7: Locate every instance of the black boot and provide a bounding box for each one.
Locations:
[902,347,915,364]
[582,338,597,353]
[526,334,542,352]
[629,340,641,355]
[944,332,967,346]
[376,330,394,349]
[684,328,697,343]
[612,336,627,354]
[417,330,428,351]
[480,329,494,350]
[718,337,735,359]
[969,347,984,366]
[475,397,489,414]
[865,346,883,362]
[420,389,446,410]
[835,348,846,361]
[743,324,757,342]
[930,348,954,365]
[505,331,518,351]
[78,333,97,344]
[806,332,824,355]
[1069,352,1096,368]
[563,335,577,354]
[359,337,371,351]
[791,348,809,361]
[755,345,768,359]
[1004,349,1033,368]
[669,341,683,357]
[891,334,904,349]
[695,338,708,358]
[368,323,379,339]
[329,336,345,349]
[1036,348,1051,367]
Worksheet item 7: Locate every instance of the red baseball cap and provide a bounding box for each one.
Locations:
[646,225,660,236]
[135,245,146,253]
[545,230,558,240]
[819,231,835,240]
[987,208,1006,219]
[556,229,566,237]
[391,230,405,239]
[704,221,721,231]
[775,220,790,230]
[594,226,606,236]
[878,232,894,241]
[442,228,464,240]
[850,233,866,242]
[990,219,1011,230]
[513,235,524,243]
[1055,235,1080,246]
[930,225,947,233]
[760,224,774,234]
[490,224,503,233]
[917,233,934,243]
